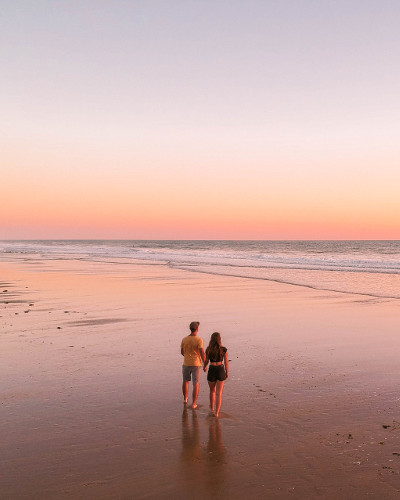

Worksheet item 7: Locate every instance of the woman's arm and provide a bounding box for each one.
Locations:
[224,351,229,378]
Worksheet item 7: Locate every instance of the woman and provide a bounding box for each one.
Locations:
[203,332,229,417]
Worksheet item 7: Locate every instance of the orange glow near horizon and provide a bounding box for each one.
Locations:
[2,161,399,238]
[3,147,399,239]
[2,184,399,240]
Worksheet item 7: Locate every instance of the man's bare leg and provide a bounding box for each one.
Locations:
[215,380,225,417]
[182,381,189,404]
[192,382,199,409]
[208,381,216,412]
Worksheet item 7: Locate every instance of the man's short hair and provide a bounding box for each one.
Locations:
[189,321,200,333]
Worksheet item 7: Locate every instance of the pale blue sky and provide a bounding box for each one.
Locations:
[2,1,400,238]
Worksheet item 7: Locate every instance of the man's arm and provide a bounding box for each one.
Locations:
[181,348,184,356]
[203,351,209,372]
[199,347,206,365]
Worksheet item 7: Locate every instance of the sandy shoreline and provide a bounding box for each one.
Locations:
[1,256,400,499]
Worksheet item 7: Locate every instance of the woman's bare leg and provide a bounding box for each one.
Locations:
[208,381,216,412]
[215,380,225,417]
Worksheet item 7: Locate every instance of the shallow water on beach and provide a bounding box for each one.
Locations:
[1,240,400,299]
[2,256,400,499]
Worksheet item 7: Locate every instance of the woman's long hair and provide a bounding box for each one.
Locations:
[206,332,223,361]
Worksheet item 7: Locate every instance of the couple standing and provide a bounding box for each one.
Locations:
[180,321,229,417]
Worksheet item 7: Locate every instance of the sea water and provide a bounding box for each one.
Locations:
[1,240,399,299]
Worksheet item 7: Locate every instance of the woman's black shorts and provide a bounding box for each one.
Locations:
[207,365,227,382]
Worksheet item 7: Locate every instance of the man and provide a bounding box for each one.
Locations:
[181,321,205,409]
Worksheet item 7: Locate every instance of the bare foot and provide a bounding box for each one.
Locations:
[183,399,188,405]
[192,403,198,409]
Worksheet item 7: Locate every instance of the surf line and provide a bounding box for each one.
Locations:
[168,263,400,301]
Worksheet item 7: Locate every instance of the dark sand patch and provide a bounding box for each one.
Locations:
[66,318,130,327]
[0,300,31,304]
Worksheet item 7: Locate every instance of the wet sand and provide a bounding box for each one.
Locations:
[1,256,400,499]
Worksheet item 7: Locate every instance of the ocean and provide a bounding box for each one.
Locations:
[1,240,399,299]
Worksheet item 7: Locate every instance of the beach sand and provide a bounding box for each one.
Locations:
[1,256,400,499]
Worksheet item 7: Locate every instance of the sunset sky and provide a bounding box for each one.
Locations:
[2,1,399,239]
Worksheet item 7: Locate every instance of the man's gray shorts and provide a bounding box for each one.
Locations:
[182,365,201,384]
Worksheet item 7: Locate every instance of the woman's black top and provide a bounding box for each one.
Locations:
[207,346,227,363]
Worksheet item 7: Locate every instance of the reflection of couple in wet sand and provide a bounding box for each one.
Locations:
[180,407,226,492]
[181,322,229,417]
[181,408,226,463]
